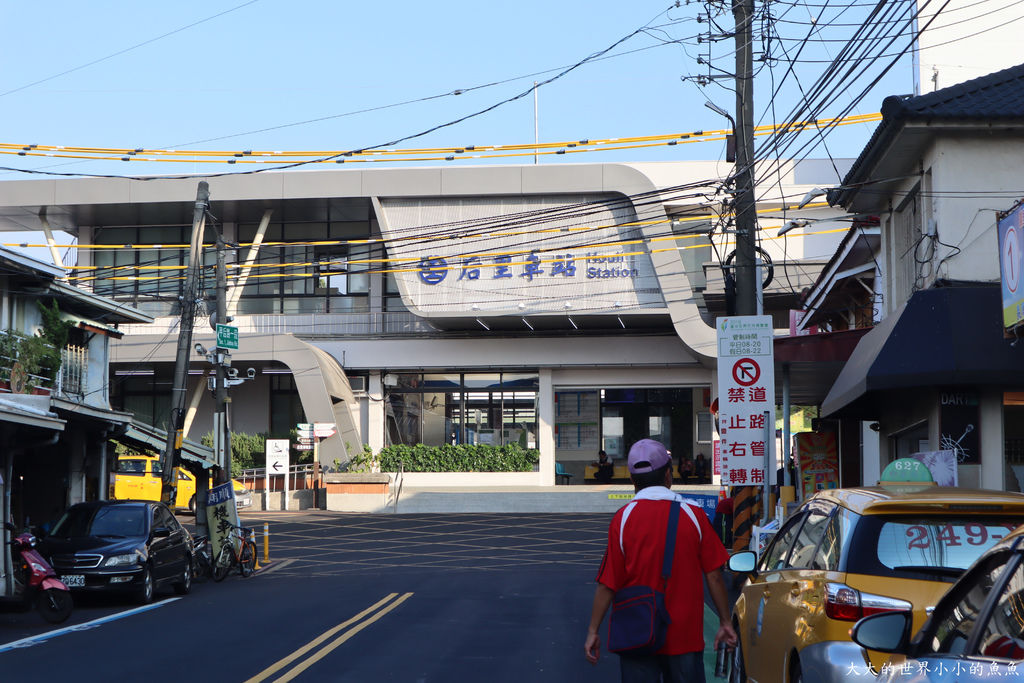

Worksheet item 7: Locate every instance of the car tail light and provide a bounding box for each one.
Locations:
[825,582,912,621]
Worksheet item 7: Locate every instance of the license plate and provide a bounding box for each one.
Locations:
[60,574,84,587]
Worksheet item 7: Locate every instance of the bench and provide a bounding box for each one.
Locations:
[584,464,630,482]
[555,463,573,485]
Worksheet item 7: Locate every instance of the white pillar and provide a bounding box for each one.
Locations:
[368,372,385,454]
[861,422,881,486]
[980,388,1005,491]
[539,368,555,486]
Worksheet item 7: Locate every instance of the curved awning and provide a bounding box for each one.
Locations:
[822,286,1024,418]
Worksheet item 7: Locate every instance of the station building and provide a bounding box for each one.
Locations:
[0,161,846,488]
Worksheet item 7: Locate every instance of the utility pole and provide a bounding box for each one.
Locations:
[729,0,763,550]
[732,0,758,316]
[160,181,210,506]
[213,224,232,485]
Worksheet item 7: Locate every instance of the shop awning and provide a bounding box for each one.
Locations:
[116,421,216,469]
[773,327,872,405]
[822,286,1024,418]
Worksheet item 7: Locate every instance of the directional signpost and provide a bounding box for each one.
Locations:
[265,439,290,510]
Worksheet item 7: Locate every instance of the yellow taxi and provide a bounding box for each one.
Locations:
[112,454,253,511]
[726,486,1024,683]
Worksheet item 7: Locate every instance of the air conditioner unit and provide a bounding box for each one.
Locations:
[349,376,367,393]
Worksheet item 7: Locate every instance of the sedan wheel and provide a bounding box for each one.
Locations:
[136,565,154,604]
[173,557,192,595]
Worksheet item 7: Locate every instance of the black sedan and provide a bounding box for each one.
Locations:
[38,500,192,604]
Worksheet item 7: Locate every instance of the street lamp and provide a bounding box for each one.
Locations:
[778,219,810,237]
[704,101,736,163]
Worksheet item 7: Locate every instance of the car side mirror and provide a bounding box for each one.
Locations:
[152,527,171,538]
[851,611,913,654]
[728,550,758,574]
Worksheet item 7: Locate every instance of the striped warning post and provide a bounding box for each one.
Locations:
[731,486,757,552]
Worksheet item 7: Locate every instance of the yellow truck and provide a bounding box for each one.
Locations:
[112,454,253,511]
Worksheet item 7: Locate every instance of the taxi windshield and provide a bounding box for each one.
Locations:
[849,515,1022,581]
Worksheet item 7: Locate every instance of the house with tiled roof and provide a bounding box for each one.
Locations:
[818,62,1024,491]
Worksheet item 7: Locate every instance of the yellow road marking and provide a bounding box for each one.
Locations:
[272,592,414,682]
[244,592,410,683]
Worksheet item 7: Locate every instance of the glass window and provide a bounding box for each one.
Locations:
[117,459,146,475]
[813,508,851,571]
[760,512,807,572]
[977,558,1024,659]
[696,411,713,443]
[788,510,831,568]
[873,518,1021,574]
[923,551,1017,655]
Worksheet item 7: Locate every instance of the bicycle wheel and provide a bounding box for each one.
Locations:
[239,540,256,577]
[213,542,233,582]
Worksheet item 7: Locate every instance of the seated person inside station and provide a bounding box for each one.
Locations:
[593,450,614,484]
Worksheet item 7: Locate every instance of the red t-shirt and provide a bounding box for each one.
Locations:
[596,498,729,655]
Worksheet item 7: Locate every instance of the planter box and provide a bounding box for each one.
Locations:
[324,472,390,494]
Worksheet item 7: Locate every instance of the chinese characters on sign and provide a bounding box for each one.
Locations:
[416,252,639,286]
[844,659,1021,677]
[716,316,776,486]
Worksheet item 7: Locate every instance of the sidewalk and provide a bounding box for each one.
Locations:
[393,484,722,514]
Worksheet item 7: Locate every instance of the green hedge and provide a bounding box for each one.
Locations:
[347,443,540,473]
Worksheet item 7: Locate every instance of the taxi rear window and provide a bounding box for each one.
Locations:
[848,515,1023,582]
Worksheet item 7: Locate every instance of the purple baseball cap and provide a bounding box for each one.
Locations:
[627,439,672,474]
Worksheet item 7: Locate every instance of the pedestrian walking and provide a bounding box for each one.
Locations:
[584,439,737,682]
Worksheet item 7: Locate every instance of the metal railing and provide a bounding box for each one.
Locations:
[239,464,319,491]
[118,311,438,337]
[57,344,88,397]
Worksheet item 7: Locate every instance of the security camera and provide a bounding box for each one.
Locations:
[247,368,256,379]
[869,422,881,432]
[194,343,207,356]
[227,367,238,379]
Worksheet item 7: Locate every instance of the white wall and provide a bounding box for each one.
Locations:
[917,0,1024,94]
[929,137,1024,285]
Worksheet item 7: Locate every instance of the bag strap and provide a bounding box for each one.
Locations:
[661,501,680,581]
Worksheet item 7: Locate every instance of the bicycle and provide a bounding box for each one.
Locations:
[212,525,257,581]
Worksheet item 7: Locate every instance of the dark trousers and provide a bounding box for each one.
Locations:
[619,651,706,683]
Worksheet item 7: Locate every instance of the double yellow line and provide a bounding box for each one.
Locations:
[245,592,414,682]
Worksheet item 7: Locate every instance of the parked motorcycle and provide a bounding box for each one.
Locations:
[3,522,73,623]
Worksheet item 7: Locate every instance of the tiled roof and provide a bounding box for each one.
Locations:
[834,62,1024,207]
[883,62,1024,120]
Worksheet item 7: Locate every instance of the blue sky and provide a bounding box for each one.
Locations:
[0,1,917,177]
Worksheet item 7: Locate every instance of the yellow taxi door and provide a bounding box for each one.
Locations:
[175,468,196,509]
[766,505,835,682]
[741,510,809,683]
[140,459,163,501]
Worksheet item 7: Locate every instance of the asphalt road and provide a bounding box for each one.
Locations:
[0,510,731,682]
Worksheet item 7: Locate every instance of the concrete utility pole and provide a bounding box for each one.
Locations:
[160,182,210,506]
[213,225,232,485]
[729,0,762,550]
[732,0,758,315]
